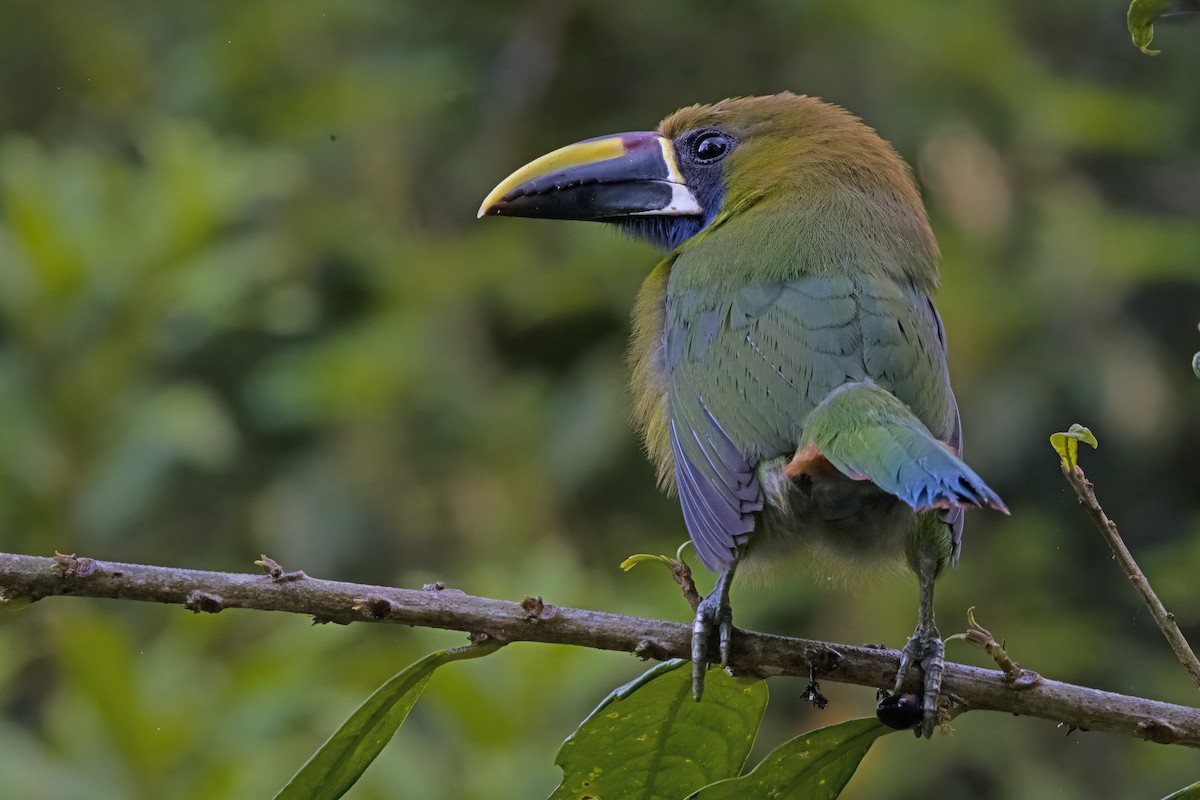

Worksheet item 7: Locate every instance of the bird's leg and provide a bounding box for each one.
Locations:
[692,562,736,701]
[890,547,943,738]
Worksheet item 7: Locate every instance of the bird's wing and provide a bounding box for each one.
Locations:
[665,274,958,570]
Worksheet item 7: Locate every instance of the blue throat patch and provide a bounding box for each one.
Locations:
[610,160,727,251]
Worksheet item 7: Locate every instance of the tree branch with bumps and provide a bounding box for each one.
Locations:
[2,549,1198,748]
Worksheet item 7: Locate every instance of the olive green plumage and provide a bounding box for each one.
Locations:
[627,95,981,575]
[480,92,1007,736]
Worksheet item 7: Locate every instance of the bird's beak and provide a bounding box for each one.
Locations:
[478,132,701,220]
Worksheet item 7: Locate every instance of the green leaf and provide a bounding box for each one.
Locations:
[549,660,768,800]
[275,641,501,800]
[1128,0,1170,55]
[687,717,892,800]
[1050,423,1098,470]
[1161,781,1200,800]
[620,553,674,571]
[621,540,694,572]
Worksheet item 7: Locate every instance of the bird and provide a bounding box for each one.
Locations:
[478,92,1007,738]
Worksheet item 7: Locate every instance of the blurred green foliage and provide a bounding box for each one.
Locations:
[0,1,1198,798]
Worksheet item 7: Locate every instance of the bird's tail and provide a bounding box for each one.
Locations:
[786,382,1008,514]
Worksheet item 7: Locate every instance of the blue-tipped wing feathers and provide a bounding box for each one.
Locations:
[799,383,1007,516]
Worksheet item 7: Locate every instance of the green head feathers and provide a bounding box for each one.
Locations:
[481,92,940,290]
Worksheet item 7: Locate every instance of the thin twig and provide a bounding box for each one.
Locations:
[2,551,1200,747]
[1060,462,1200,692]
[946,606,1041,687]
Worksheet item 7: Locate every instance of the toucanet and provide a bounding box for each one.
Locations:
[479,93,1007,738]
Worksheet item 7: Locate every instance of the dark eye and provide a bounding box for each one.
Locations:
[689,131,734,164]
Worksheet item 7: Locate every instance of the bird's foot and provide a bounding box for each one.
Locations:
[880,625,943,738]
[691,587,733,701]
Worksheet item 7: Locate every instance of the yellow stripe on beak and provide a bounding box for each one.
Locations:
[658,137,685,184]
[478,136,628,218]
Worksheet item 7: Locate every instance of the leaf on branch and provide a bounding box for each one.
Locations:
[620,540,694,572]
[1050,423,1098,470]
[274,641,502,800]
[1160,780,1200,800]
[620,554,675,571]
[945,606,1041,687]
[685,717,892,799]
[1127,0,1171,54]
[621,541,703,610]
[549,660,768,800]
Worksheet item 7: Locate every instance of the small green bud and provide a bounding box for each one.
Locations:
[1050,424,1098,470]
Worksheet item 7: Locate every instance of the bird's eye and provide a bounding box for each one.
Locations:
[689,131,734,164]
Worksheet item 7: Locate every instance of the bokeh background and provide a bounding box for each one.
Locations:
[1,1,1198,798]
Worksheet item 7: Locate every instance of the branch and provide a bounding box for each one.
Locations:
[2,551,1199,747]
[1060,462,1200,692]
